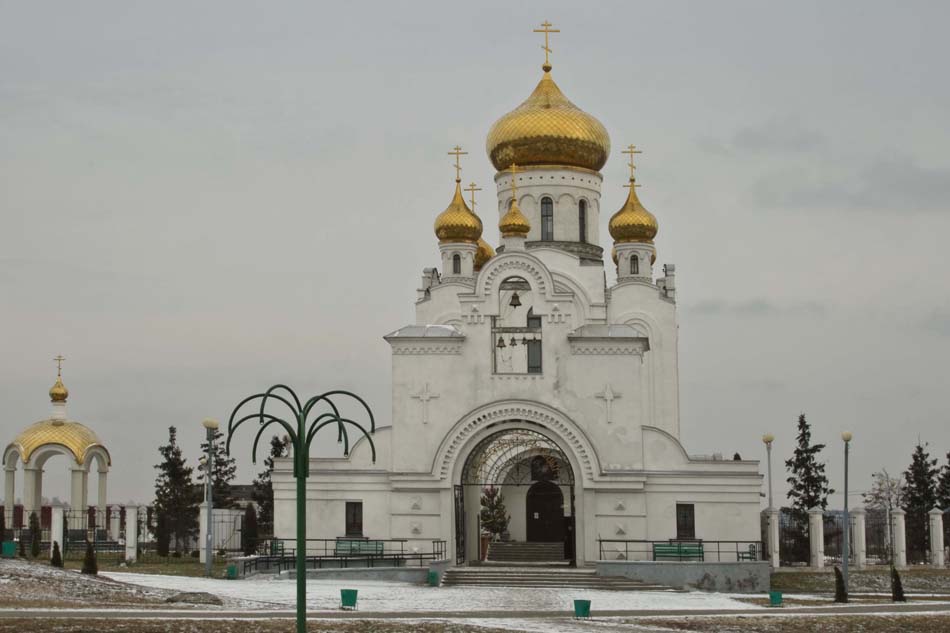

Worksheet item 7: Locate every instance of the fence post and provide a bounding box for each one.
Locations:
[109,505,121,541]
[768,508,780,568]
[49,503,64,561]
[199,501,209,564]
[891,509,906,569]
[808,508,825,569]
[929,508,945,568]
[125,505,138,563]
[852,506,867,569]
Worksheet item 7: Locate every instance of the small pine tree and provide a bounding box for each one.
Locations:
[197,429,239,509]
[29,512,41,558]
[153,426,199,554]
[479,487,510,539]
[902,443,938,561]
[891,566,906,602]
[242,505,258,556]
[833,566,848,603]
[81,541,98,575]
[784,414,834,518]
[18,534,26,557]
[50,541,63,568]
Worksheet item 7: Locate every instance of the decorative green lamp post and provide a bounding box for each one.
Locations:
[226,385,376,633]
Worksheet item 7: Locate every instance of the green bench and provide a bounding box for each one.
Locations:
[652,541,704,561]
[334,539,384,557]
[738,544,758,561]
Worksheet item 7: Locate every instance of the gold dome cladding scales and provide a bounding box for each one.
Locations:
[434,146,483,244]
[609,145,658,244]
[499,164,531,237]
[50,354,68,402]
[7,419,108,465]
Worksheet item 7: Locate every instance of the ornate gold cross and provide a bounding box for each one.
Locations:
[448,145,468,181]
[533,20,560,69]
[53,354,66,376]
[622,144,643,180]
[465,182,481,210]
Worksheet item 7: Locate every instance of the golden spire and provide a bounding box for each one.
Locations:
[49,355,69,403]
[609,145,658,244]
[434,146,482,244]
[533,20,560,72]
[499,163,531,238]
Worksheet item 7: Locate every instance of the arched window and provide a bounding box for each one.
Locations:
[541,197,554,241]
[452,254,461,275]
[578,200,587,243]
[630,254,639,275]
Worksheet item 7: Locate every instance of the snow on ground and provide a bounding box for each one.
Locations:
[102,571,757,613]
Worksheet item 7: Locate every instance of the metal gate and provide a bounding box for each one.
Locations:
[454,485,465,564]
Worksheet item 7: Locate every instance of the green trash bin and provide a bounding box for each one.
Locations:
[768,591,783,607]
[573,599,591,619]
[1,542,16,559]
[225,564,238,580]
[340,589,358,610]
[427,570,440,587]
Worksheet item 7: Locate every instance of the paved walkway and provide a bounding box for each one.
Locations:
[3,601,950,620]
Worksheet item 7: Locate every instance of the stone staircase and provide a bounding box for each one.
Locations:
[441,566,669,591]
[485,541,566,563]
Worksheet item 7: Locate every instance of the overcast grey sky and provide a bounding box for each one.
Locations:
[2,1,948,506]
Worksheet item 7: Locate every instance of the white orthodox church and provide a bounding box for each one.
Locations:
[273,33,762,566]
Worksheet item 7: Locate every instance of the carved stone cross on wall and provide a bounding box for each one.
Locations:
[411,383,439,424]
[596,384,621,424]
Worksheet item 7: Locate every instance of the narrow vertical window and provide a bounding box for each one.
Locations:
[675,503,695,540]
[526,308,542,374]
[345,501,363,537]
[630,254,639,275]
[452,254,461,275]
[541,197,554,241]
[578,200,587,243]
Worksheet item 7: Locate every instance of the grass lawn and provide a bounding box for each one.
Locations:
[771,566,950,594]
[63,557,231,578]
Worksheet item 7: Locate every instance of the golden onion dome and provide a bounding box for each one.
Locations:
[6,419,109,466]
[487,69,610,172]
[434,180,483,244]
[49,376,68,402]
[609,179,658,244]
[499,198,531,237]
[474,238,495,271]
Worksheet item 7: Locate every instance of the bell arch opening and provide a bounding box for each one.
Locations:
[454,425,576,566]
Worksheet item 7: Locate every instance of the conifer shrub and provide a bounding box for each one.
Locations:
[81,542,98,575]
[50,541,63,568]
[833,566,848,603]
[891,566,906,602]
[28,512,41,558]
[18,535,26,557]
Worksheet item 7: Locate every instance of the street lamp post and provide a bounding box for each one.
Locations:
[841,431,852,600]
[226,385,375,633]
[202,418,218,578]
[762,434,775,510]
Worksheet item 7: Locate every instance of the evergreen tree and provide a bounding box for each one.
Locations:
[81,541,98,575]
[197,429,238,509]
[18,532,26,557]
[50,541,63,568]
[29,512,41,558]
[155,512,170,557]
[902,442,938,561]
[153,426,199,554]
[936,451,950,512]
[891,566,906,602]
[242,505,258,556]
[833,566,848,603]
[479,486,510,538]
[252,435,289,536]
[784,414,834,518]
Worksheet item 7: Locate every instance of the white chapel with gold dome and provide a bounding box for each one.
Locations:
[273,24,762,566]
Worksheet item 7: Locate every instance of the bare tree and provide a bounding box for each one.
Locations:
[863,469,906,562]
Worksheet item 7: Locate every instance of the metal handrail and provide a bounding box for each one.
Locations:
[598,538,764,562]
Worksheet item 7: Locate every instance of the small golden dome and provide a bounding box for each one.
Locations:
[6,419,109,465]
[487,70,610,172]
[434,180,483,244]
[499,199,531,237]
[609,179,658,244]
[474,238,495,271]
[49,376,68,403]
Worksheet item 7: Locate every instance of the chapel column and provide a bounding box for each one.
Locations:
[808,507,825,569]
[97,471,107,517]
[22,466,38,519]
[3,467,14,527]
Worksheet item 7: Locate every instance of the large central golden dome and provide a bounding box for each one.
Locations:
[487,69,610,172]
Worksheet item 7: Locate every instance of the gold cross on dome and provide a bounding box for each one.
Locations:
[448,145,468,181]
[621,144,643,180]
[509,163,521,198]
[53,354,66,376]
[464,182,481,210]
[533,20,560,69]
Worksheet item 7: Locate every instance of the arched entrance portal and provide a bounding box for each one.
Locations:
[455,425,575,565]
